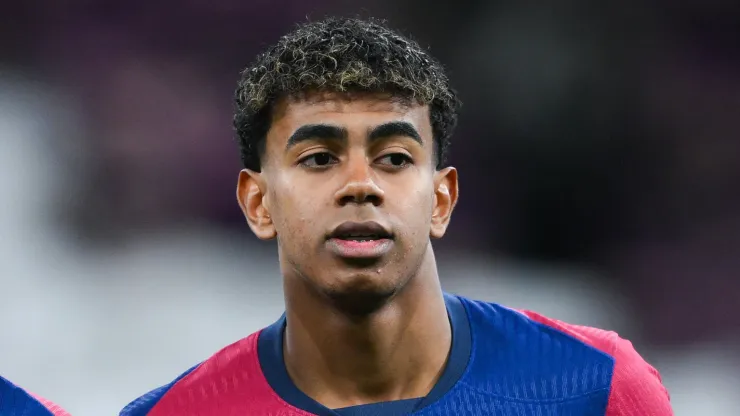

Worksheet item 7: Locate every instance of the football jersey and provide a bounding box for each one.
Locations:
[121,293,673,415]
[0,375,71,416]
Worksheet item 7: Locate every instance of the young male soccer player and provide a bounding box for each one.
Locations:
[0,375,71,416]
[121,17,673,415]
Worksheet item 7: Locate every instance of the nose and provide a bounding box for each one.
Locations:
[334,156,384,207]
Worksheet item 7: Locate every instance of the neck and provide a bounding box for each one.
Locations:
[282,245,451,409]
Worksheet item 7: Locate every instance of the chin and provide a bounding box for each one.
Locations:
[322,273,400,316]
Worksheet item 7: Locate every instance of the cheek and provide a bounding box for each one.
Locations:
[270,183,324,242]
[394,183,435,228]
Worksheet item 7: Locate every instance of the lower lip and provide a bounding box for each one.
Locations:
[326,238,393,259]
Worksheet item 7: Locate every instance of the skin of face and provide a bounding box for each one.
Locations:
[237,92,458,314]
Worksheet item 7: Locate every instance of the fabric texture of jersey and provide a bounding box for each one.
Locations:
[0,375,71,416]
[121,293,672,416]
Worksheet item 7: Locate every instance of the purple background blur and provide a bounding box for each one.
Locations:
[1,1,738,414]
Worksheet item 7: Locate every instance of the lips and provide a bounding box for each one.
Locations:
[328,221,393,241]
[326,221,394,259]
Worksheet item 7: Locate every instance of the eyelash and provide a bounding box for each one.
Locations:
[298,152,413,170]
[376,153,413,168]
[298,152,339,168]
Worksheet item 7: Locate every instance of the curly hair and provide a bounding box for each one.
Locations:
[234,17,460,171]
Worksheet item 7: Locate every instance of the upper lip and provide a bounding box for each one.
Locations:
[328,221,393,240]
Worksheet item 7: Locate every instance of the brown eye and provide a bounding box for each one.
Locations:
[300,152,338,168]
[377,153,412,168]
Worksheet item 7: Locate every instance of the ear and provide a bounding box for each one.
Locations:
[430,166,458,239]
[237,169,276,240]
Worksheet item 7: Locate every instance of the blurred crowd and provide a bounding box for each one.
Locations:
[1,1,739,414]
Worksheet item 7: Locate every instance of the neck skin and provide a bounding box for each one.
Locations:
[281,244,451,409]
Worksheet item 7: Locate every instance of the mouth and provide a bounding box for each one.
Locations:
[328,221,393,241]
[326,221,394,259]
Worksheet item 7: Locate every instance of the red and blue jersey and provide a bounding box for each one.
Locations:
[0,375,71,416]
[121,293,673,415]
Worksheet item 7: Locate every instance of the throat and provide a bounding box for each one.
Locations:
[282,289,452,409]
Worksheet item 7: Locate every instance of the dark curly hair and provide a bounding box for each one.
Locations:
[234,17,460,171]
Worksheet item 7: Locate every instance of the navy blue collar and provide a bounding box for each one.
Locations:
[258,292,472,416]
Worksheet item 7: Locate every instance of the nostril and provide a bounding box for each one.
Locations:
[335,178,385,206]
[338,193,382,206]
[338,195,355,206]
[366,194,382,206]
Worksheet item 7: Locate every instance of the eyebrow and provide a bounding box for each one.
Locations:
[368,121,423,146]
[286,124,348,150]
[285,121,423,151]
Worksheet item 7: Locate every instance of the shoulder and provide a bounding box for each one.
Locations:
[32,396,72,416]
[120,331,263,416]
[519,309,672,414]
[119,363,201,416]
[0,375,70,416]
[459,296,622,359]
[458,296,673,414]
[518,308,622,354]
[458,297,617,399]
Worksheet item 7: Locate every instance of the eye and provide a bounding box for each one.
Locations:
[376,153,412,168]
[299,152,338,168]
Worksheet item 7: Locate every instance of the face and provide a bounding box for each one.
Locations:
[237,92,458,310]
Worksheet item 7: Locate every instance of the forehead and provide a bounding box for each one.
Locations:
[269,92,431,138]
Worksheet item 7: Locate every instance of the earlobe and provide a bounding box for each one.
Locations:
[430,167,458,239]
[237,169,277,240]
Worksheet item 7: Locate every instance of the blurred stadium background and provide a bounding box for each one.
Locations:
[1,1,739,415]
